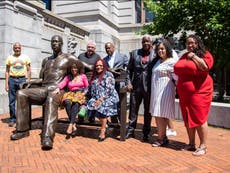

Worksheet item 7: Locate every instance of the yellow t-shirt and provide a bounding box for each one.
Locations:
[6,54,31,77]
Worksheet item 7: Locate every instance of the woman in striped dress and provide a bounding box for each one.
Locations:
[149,39,178,147]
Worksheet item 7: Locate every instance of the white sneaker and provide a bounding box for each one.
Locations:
[166,129,177,136]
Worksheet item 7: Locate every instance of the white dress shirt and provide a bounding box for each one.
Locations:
[108,51,116,68]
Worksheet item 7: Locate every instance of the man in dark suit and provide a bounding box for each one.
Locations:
[126,35,155,142]
[104,42,128,124]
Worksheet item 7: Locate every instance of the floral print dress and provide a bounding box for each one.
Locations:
[87,71,119,117]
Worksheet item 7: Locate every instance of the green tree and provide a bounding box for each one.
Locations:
[142,0,230,101]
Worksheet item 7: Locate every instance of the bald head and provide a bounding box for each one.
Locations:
[105,42,115,56]
[86,40,96,56]
[142,35,151,51]
[51,35,63,55]
[51,35,63,44]
[13,42,22,57]
[87,40,96,48]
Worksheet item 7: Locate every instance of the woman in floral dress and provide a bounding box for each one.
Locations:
[87,59,119,142]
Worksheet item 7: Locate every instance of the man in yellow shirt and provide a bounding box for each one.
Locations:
[5,42,31,127]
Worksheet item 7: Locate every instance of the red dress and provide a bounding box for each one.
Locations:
[174,51,213,128]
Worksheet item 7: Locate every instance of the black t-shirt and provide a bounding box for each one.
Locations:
[78,52,100,66]
[78,52,101,80]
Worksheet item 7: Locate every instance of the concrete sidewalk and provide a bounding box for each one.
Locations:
[0,108,229,173]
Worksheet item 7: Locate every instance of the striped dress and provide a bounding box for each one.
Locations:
[149,58,177,118]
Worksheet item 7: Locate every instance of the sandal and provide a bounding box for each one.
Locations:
[192,146,207,156]
[66,124,73,139]
[152,138,168,147]
[163,136,169,145]
[181,144,196,151]
[72,124,77,137]
[98,129,106,142]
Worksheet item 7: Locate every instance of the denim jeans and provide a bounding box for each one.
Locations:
[8,77,26,122]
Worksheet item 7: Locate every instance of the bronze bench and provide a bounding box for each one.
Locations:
[28,69,128,141]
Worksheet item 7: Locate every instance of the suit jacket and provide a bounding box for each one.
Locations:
[104,51,128,86]
[104,51,128,69]
[127,48,156,92]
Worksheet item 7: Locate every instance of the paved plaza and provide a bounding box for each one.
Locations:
[0,108,229,173]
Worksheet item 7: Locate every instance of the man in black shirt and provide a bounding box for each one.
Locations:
[78,40,101,79]
[78,40,101,123]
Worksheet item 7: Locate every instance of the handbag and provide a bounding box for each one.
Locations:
[78,106,88,117]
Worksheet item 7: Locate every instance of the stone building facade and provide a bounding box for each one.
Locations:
[0,0,89,113]
[50,0,149,57]
[0,0,151,114]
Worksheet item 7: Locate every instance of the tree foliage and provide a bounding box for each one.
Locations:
[142,0,230,69]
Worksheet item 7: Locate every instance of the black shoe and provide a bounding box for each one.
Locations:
[8,121,15,127]
[10,131,29,140]
[125,132,135,139]
[42,137,53,150]
[143,135,149,142]
[65,133,72,140]
[163,136,169,145]
[98,137,106,142]
[98,128,107,142]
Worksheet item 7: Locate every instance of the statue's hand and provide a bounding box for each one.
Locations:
[19,79,42,89]
[19,81,30,89]
[109,68,125,75]
[81,61,93,70]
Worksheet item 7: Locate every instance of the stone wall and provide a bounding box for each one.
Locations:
[51,0,144,58]
[0,0,89,114]
[139,100,230,129]
[175,100,230,129]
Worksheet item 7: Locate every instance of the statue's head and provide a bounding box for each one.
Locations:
[51,35,63,53]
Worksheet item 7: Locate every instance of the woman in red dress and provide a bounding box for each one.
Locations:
[174,35,214,156]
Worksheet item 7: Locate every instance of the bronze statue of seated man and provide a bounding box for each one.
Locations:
[10,35,88,150]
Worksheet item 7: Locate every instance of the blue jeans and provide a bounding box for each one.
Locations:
[8,76,26,122]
